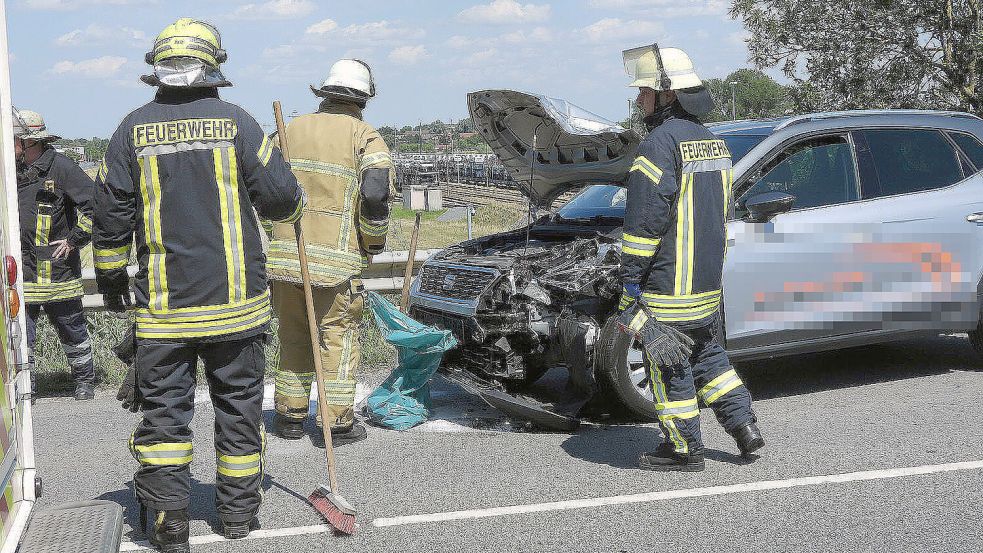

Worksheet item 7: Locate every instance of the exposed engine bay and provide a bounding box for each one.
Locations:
[409,224,623,413]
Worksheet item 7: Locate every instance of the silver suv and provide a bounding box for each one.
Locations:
[409,90,983,426]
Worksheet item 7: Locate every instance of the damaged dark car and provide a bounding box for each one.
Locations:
[408,90,983,429]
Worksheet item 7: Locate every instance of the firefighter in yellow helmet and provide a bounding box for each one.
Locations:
[267,59,394,445]
[93,18,304,551]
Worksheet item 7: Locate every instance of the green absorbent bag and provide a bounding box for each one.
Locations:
[364,292,458,430]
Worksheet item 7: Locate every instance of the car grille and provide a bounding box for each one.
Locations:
[418,264,496,301]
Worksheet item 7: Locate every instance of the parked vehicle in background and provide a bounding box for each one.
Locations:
[409,89,983,426]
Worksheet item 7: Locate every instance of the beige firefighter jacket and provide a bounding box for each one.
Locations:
[267,102,395,287]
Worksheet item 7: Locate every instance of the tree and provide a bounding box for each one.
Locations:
[731,0,982,114]
[378,125,396,149]
[703,69,791,122]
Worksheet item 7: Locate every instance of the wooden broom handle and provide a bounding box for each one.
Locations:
[273,101,340,493]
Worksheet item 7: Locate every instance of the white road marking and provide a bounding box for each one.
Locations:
[116,459,983,550]
[118,524,336,551]
[372,459,983,527]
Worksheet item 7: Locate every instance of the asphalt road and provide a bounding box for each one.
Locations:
[31,333,983,552]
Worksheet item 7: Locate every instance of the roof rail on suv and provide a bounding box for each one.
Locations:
[773,109,982,132]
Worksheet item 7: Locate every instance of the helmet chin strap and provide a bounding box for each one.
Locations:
[642,93,677,131]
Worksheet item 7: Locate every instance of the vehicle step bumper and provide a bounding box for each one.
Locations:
[19,500,123,553]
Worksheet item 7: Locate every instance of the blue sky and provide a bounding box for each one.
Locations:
[7,0,752,138]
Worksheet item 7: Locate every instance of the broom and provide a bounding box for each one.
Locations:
[273,101,357,535]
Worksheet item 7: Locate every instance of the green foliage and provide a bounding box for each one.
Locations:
[704,69,792,122]
[731,0,982,114]
[378,125,396,149]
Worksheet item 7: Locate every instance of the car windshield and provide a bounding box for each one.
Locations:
[718,134,767,162]
[555,185,627,221]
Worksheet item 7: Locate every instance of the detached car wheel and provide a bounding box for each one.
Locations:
[597,318,659,421]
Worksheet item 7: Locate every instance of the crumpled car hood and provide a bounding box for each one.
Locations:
[467,90,641,208]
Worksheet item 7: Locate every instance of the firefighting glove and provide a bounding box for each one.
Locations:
[116,366,141,413]
[114,324,140,412]
[97,268,131,314]
[617,300,695,367]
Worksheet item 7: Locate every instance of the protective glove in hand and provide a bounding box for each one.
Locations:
[116,365,141,413]
[97,268,131,313]
[617,300,695,367]
[114,323,140,412]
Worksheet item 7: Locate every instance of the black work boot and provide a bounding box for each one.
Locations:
[273,414,305,440]
[638,442,705,472]
[146,508,190,553]
[330,420,367,447]
[731,422,765,458]
[74,382,95,401]
[222,517,258,540]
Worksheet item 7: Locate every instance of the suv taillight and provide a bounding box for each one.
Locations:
[6,289,18,319]
[5,255,16,285]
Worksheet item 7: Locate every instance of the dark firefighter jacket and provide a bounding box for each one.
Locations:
[619,113,733,329]
[93,88,305,341]
[18,147,94,304]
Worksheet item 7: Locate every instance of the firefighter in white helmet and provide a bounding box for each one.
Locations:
[13,108,97,401]
[618,44,763,471]
[267,59,394,445]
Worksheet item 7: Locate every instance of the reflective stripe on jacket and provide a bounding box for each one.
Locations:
[17,148,94,304]
[93,88,305,340]
[620,114,733,328]
[267,101,395,288]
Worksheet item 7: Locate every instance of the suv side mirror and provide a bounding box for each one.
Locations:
[743,191,795,223]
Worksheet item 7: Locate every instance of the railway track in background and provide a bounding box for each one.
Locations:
[396,181,581,209]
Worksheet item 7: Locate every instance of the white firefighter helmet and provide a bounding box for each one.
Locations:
[623,44,714,117]
[12,108,59,142]
[310,59,376,102]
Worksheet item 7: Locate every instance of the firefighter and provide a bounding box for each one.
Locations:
[268,59,394,445]
[92,18,305,551]
[619,44,764,471]
[13,108,96,401]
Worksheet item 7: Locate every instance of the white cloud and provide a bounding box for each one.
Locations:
[729,30,750,46]
[337,21,425,42]
[447,35,476,49]
[50,56,128,78]
[580,18,666,43]
[465,48,499,66]
[305,18,338,34]
[55,25,147,47]
[586,0,728,17]
[457,0,551,24]
[230,0,316,20]
[389,45,428,65]
[502,26,554,43]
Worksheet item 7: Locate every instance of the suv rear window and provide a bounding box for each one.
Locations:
[861,129,964,198]
[948,132,983,171]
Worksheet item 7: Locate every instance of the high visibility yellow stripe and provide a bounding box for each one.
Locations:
[136,289,269,320]
[136,300,269,329]
[721,168,732,221]
[132,441,193,466]
[229,148,246,302]
[643,290,721,301]
[630,163,662,185]
[623,246,655,257]
[257,135,274,167]
[644,296,721,309]
[135,312,271,339]
[633,155,664,179]
[623,232,661,246]
[217,452,262,478]
[278,196,305,224]
[140,155,168,311]
[699,368,744,404]
[76,211,92,233]
[685,174,695,294]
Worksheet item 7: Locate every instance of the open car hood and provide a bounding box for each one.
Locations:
[467,90,641,208]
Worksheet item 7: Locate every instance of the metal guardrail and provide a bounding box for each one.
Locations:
[79,249,440,310]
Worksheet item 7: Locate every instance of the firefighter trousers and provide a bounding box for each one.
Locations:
[646,320,755,454]
[26,298,94,385]
[272,279,363,430]
[130,334,266,523]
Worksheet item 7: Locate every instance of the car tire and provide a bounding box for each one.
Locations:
[969,317,983,357]
[596,317,659,421]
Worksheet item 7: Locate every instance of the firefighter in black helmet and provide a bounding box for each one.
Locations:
[93,18,305,552]
[619,44,764,472]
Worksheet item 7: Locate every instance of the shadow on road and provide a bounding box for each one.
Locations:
[739,334,980,401]
[559,426,749,469]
